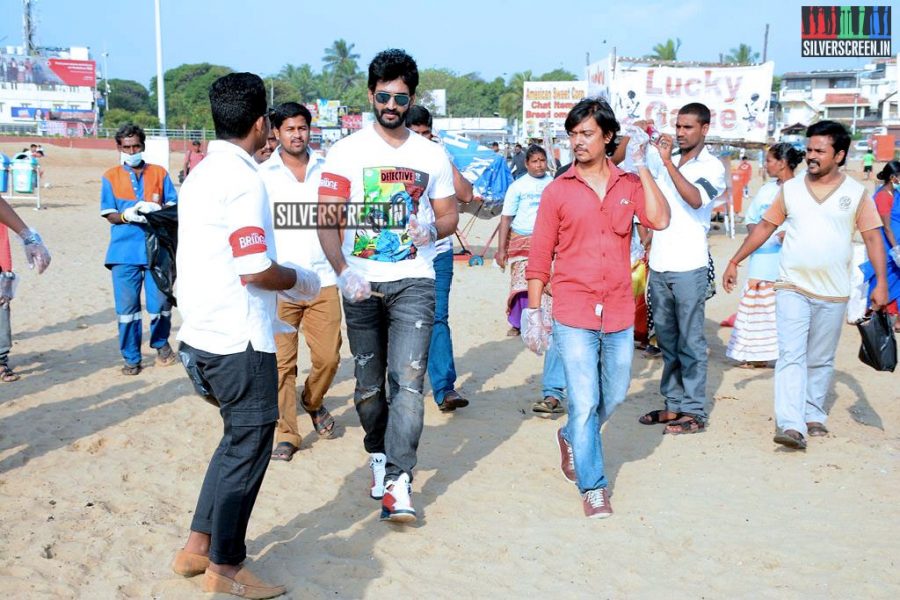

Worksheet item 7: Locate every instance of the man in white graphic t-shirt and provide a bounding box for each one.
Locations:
[317,49,458,524]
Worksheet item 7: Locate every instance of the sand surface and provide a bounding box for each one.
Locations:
[0,144,898,599]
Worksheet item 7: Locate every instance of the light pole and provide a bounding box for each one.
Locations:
[102,51,110,110]
[154,0,167,132]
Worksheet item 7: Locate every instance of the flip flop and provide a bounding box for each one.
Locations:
[806,422,829,437]
[270,442,298,462]
[638,409,681,425]
[308,406,335,438]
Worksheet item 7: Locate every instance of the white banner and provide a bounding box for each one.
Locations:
[522,81,588,139]
[607,62,774,143]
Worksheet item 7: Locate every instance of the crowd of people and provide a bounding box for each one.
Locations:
[0,46,894,599]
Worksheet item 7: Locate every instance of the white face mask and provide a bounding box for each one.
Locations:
[121,151,143,167]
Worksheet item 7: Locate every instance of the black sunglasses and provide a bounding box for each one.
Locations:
[374,91,411,106]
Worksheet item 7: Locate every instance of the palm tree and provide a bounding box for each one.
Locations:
[322,39,361,95]
[648,38,681,61]
[322,39,360,75]
[725,43,760,65]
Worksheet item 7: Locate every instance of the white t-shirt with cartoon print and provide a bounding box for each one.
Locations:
[319,125,455,282]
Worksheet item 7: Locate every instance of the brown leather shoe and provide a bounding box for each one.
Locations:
[171,549,209,577]
[203,567,286,599]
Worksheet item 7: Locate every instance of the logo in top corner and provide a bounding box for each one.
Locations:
[838,195,852,210]
[801,6,892,57]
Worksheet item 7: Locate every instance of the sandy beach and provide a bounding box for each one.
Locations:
[0,142,898,599]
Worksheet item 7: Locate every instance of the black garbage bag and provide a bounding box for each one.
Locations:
[144,205,179,307]
[857,311,897,372]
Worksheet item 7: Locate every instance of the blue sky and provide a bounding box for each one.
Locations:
[0,0,896,87]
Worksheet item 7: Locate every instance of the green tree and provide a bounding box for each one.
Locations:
[648,38,681,61]
[102,108,160,130]
[277,63,320,102]
[725,43,760,65]
[107,79,151,114]
[772,75,782,94]
[322,39,361,96]
[538,68,577,82]
[150,63,233,130]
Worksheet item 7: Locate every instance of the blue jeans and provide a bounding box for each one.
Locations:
[427,250,457,405]
[554,321,634,493]
[542,338,566,401]
[111,264,171,366]
[343,278,435,483]
[774,290,846,436]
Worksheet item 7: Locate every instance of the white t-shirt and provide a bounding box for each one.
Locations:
[261,148,336,287]
[501,173,553,235]
[319,125,455,282]
[647,145,727,272]
[763,175,881,301]
[176,140,278,355]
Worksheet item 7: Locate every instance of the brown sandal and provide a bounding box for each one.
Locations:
[270,442,298,462]
[663,415,707,435]
[308,406,335,438]
[1,365,20,382]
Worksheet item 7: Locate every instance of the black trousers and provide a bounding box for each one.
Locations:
[180,341,278,565]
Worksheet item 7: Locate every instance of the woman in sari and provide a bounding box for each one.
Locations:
[726,143,803,367]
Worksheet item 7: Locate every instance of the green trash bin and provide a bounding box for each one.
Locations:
[12,155,36,193]
[0,154,10,193]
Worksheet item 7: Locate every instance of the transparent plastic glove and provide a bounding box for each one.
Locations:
[279,265,321,303]
[0,271,17,306]
[338,267,372,302]
[121,206,147,224]
[19,228,51,274]
[406,214,437,247]
[521,307,551,355]
[135,200,162,215]
[622,125,650,169]
[890,246,900,268]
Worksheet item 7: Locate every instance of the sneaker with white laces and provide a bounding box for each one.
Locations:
[582,488,613,519]
[369,453,386,500]
[557,428,576,483]
[380,472,416,523]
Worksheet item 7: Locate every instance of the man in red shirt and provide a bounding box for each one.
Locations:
[524,98,670,518]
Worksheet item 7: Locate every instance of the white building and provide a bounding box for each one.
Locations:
[777,56,898,131]
[0,46,97,133]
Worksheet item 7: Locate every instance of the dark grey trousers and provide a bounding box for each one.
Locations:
[648,267,709,420]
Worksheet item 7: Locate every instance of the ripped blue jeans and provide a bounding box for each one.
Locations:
[343,277,435,483]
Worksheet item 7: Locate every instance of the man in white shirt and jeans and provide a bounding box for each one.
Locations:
[262,102,341,461]
[639,103,726,435]
[317,49,458,524]
[171,72,319,599]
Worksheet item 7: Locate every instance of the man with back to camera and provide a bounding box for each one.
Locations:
[317,49,458,524]
[723,120,887,450]
[637,102,727,435]
[261,102,342,461]
[99,123,178,376]
[171,72,321,598]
